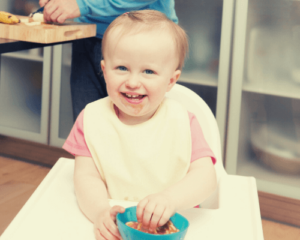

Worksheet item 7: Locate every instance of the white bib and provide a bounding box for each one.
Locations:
[84,97,191,201]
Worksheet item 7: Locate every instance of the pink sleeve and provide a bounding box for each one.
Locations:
[62,109,92,157]
[188,112,216,164]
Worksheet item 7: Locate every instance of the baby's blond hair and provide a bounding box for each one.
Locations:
[102,10,188,70]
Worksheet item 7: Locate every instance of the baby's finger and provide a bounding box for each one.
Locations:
[103,219,122,239]
[158,208,173,227]
[149,205,165,231]
[110,205,125,221]
[98,223,119,240]
[94,226,106,240]
[136,199,148,222]
[141,202,157,228]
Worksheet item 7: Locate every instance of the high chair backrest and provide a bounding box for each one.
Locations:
[166,83,227,180]
[166,84,227,209]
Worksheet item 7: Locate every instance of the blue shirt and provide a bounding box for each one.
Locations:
[75,0,178,38]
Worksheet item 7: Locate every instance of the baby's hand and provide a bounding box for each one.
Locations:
[136,193,176,232]
[94,205,125,240]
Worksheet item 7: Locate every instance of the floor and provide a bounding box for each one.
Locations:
[1,155,300,239]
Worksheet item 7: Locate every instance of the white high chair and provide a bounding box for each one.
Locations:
[0,84,264,240]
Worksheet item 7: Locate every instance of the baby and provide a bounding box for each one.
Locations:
[63,10,217,240]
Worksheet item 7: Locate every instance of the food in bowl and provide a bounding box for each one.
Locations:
[117,206,189,240]
[126,220,179,234]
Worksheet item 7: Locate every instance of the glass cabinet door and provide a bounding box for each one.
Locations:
[0,47,51,144]
[0,0,51,144]
[175,0,235,155]
[226,0,300,200]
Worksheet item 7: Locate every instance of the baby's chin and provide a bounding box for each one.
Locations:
[118,107,158,124]
[118,98,146,115]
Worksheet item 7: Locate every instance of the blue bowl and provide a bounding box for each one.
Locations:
[117,206,189,240]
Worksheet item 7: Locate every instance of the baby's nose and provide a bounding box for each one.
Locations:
[125,74,141,88]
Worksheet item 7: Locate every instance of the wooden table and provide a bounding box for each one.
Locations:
[0,16,96,45]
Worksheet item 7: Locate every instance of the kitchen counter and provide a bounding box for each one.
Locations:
[0,18,96,44]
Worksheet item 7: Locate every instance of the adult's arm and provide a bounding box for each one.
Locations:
[39,0,158,23]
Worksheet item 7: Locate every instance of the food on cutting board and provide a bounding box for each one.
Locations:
[0,10,45,26]
[0,11,20,24]
[24,12,45,26]
[126,220,179,235]
[24,21,42,26]
[20,17,42,26]
[20,12,44,26]
[31,13,45,22]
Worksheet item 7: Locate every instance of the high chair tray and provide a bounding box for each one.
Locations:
[0,158,263,240]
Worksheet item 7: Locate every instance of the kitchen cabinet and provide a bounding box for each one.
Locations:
[0,0,94,146]
[225,0,300,226]
[0,45,51,144]
[0,0,54,144]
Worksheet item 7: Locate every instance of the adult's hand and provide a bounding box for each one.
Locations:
[39,0,81,24]
[39,0,48,7]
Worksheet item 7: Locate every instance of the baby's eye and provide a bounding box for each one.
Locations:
[117,66,128,71]
[143,69,154,75]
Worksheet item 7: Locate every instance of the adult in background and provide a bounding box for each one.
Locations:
[39,0,178,120]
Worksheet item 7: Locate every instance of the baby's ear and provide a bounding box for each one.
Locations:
[167,70,181,92]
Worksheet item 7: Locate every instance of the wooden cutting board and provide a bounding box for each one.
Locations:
[0,15,96,44]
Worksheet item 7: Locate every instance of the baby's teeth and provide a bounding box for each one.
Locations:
[126,94,139,98]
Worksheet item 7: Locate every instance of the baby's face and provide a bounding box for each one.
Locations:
[101,28,181,124]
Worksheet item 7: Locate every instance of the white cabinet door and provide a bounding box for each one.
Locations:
[226,0,300,200]
[0,0,52,144]
[0,47,52,144]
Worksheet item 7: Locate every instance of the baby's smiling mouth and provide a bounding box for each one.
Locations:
[121,93,146,100]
